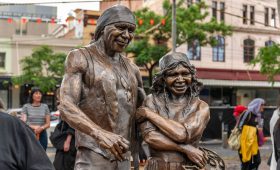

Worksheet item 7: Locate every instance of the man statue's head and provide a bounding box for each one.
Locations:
[94,5,136,53]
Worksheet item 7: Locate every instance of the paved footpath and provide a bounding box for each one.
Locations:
[47,141,273,170]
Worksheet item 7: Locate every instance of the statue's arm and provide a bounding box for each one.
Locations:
[140,122,207,168]
[137,95,188,142]
[138,107,187,142]
[133,64,146,108]
[58,50,129,161]
[182,100,210,143]
[59,50,102,139]
[137,97,210,143]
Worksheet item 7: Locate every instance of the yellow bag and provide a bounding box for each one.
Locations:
[240,125,258,162]
[228,127,241,150]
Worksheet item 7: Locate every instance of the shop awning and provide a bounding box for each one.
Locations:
[199,79,280,88]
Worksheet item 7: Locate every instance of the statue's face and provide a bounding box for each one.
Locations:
[103,22,135,53]
[164,64,192,97]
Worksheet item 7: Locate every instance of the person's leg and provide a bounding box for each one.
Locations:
[250,151,261,170]
[239,153,250,170]
[39,130,48,151]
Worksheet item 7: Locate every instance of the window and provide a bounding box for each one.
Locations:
[265,7,269,26]
[243,5,248,24]
[213,36,225,62]
[187,40,201,60]
[212,1,217,19]
[243,39,254,63]
[220,2,225,21]
[271,8,276,27]
[0,53,5,68]
[15,18,28,35]
[250,6,254,25]
[265,40,275,46]
[187,0,192,7]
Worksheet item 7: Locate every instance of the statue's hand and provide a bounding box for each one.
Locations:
[136,107,148,123]
[97,132,130,161]
[181,145,207,168]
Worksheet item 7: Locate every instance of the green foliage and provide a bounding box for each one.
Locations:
[164,0,232,45]
[127,0,232,86]
[250,44,280,83]
[126,39,168,67]
[12,45,66,93]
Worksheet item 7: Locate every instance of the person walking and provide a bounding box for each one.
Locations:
[270,107,280,170]
[52,88,77,170]
[21,87,51,151]
[238,98,265,170]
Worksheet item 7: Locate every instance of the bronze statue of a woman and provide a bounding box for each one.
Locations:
[137,52,224,170]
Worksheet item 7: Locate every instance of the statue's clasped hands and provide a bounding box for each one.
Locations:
[181,144,208,169]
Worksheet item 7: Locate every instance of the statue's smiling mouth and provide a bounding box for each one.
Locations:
[116,39,128,46]
[174,85,186,90]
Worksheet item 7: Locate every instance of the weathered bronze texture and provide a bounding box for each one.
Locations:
[137,52,225,170]
[58,5,145,169]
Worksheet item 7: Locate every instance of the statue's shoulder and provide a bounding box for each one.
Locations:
[65,47,88,73]
[143,93,163,112]
[121,55,141,73]
[195,97,210,119]
[196,97,209,108]
[145,94,154,103]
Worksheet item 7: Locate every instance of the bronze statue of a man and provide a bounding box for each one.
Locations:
[137,52,224,170]
[59,5,145,170]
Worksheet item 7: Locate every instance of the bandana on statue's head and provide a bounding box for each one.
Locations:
[159,52,193,74]
[94,5,136,41]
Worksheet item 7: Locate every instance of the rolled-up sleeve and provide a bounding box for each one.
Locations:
[140,120,157,139]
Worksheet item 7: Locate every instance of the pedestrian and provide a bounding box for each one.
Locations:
[238,98,265,170]
[273,113,280,170]
[58,5,145,170]
[52,88,77,170]
[21,87,51,151]
[0,97,54,170]
[270,107,280,170]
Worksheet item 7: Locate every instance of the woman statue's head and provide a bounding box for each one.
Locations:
[152,52,202,98]
[29,87,43,103]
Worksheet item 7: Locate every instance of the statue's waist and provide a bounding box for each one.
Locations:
[150,151,186,163]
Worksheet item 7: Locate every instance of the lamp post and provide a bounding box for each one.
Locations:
[172,0,176,52]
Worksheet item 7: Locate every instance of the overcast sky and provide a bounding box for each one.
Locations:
[0,0,100,22]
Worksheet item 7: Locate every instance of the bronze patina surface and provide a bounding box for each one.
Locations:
[59,5,145,170]
[137,52,225,170]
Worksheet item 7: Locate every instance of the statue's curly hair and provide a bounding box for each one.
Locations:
[151,58,203,98]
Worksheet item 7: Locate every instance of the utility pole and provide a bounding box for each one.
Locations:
[172,0,176,52]
[277,0,280,25]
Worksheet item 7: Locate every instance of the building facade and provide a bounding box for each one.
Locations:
[141,0,280,107]
[0,5,83,109]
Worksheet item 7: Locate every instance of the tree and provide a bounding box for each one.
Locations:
[126,0,232,87]
[12,45,67,93]
[250,44,280,83]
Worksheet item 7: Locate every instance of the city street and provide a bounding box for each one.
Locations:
[46,140,272,170]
